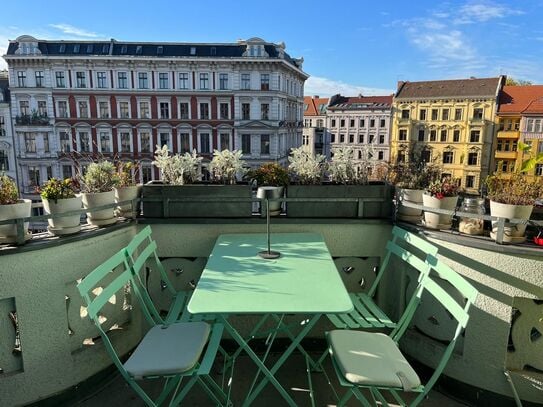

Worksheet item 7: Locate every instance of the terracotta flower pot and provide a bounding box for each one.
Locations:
[422,195,458,230]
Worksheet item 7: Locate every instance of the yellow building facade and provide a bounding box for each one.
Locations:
[391,77,505,194]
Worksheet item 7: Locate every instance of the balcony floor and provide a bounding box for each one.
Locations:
[77,351,467,406]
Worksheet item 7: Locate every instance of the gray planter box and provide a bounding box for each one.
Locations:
[286,183,394,218]
[142,183,252,218]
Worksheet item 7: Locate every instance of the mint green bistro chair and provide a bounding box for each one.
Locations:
[326,226,438,331]
[77,249,229,407]
[326,254,478,406]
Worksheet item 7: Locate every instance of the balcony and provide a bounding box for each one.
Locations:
[0,198,542,406]
[15,113,51,126]
[494,150,518,160]
[497,130,520,139]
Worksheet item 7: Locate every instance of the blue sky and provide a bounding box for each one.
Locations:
[1,0,542,96]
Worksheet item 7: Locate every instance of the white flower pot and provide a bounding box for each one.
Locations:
[80,191,117,226]
[114,185,141,218]
[397,188,424,218]
[0,199,31,243]
[42,196,83,235]
[422,195,458,230]
[490,201,533,243]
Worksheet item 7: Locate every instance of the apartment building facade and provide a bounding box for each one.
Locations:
[391,77,505,194]
[4,35,307,197]
[302,95,330,158]
[0,72,17,182]
[327,94,393,172]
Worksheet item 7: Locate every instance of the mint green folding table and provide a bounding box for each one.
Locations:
[187,233,353,406]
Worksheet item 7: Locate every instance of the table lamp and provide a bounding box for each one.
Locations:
[257,187,281,259]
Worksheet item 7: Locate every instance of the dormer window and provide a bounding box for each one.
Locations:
[74,44,80,53]
[210,47,216,56]
[249,45,264,57]
[59,44,66,53]
[136,45,142,55]
[86,44,93,53]
[102,44,109,54]
[121,45,127,54]
[190,47,196,55]
[157,46,163,55]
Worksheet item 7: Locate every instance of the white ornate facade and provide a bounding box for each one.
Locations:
[0,71,17,182]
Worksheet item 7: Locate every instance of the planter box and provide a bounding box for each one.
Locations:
[286,183,394,218]
[142,183,252,218]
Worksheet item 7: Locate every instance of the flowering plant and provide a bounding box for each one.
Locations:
[39,178,78,202]
[486,172,543,206]
[427,177,460,199]
[0,174,19,205]
[247,162,289,187]
[117,162,139,188]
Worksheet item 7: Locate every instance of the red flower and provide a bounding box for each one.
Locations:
[436,192,444,200]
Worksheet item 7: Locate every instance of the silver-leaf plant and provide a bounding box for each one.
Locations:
[152,145,202,185]
[208,149,247,185]
[288,146,326,185]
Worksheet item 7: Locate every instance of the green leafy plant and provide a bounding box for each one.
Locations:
[427,177,460,199]
[0,174,19,205]
[80,161,120,193]
[486,172,543,205]
[288,146,326,185]
[209,149,247,185]
[152,145,202,185]
[389,145,441,189]
[39,178,77,202]
[247,163,289,187]
[117,162,139,188]
[518,141,543,173]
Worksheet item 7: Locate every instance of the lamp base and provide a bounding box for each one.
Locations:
[258,250,281,259]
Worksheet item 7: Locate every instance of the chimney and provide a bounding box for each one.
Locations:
[314,95,319,99]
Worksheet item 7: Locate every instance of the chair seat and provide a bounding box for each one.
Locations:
[328,330,421,391]
[124,321,210,379]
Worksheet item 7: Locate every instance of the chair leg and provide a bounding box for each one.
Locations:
[337,389,354,407]
[351,387,373,407]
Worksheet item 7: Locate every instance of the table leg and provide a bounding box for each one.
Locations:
[218,315,298,407]
[244,313,322,406]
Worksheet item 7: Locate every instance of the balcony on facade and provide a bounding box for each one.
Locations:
[14,113,51,126]
[497,130,520,139]
[494,150,517,160]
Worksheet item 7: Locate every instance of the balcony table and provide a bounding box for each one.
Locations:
[187,232,353,407]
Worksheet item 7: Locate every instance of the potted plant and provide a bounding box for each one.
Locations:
[114,162,141,219]
[142,146,252,218]
[422,176,460,229]
[0,174,31,244]
[248,162,289,216]
[286,145,393,218]
[78,161,119,226]
[40,178,82,235]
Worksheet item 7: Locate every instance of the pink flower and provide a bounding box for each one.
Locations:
[436,192,444,200]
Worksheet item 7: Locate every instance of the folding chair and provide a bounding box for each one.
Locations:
[326,225,438,331]
[77,249,230,406]
[325,254,478,406]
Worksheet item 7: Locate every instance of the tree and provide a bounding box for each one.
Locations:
[506,77,533,86]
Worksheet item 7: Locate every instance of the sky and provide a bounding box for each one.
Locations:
[1,0,542,97]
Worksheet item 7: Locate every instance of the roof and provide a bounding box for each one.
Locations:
[304,96,329,116]
[498,85,543,115]
[327,94,392,110]
[395,77,503,99]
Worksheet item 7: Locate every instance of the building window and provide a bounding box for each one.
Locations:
[370,119,375,128]
[260,74,270,90]
[358,134,364,143]
[316,119,323,127]
[199,103,209,120]
[79,132,90,152]
[60,131,71,152]
[17,71,26,87]
[76,71,86,88]
[242,103,250,120]
[100,132,111,152]
[140,132,151,153]
[454,108,462,121]
[379,134,385,144]
[219,73,228,90]
[35,71,44,87]
[179,133,190,153]
[419,109,426,120]
[38,101,47,116]
[160,102,170,119]
[241,73,251,90]
[178,73,189,89]
[24,133,36,152]
[440,129,447,142]
[96,72,107,88]
[431,109,438,120]
[330,134,336,143]
[401,109,410,119]
[453,129,460,142]
[398,129,407,141]
[117,72,128,89]
[421,149,431,163]
[418,129,425,141]
[43,133,49,152]
[397,151,406,163]
[55,71,65,88]
[369,134,375,144]
[241,134,251,154]
[199,133,211,153]
[378,151,384,160]
[78,101,89,118]
[340,119,345,127]
[142,165,152,184]
[199,73,209,90]
[443,151,453,164]
[120,132,131,152]
[19,101,29,115]
[138,72,148,89]
[220,133,231,151]
[466,175,475,188]
[157,73,168,89]
[430,129,437,141]
[139,101,150,119]
[470,130,480,143]
[179,102,189,119]
[380,119,386,128]
[331,119,336,127]
[473,108,483,120]
[350,119,355,127]
[62,165,72,180]
[468,152,478,165]
[535,164,543,176]
[261,103,269,120]
[349,134,354,143]
[340,134,345,143]
[359,119,365,127]
[159,132,170,148]
[28,166,40,187]
[260,134,270,155]
[119,101,130,118]
[219,103,229,120]
[441,109,449,121]
[55,101,68,118]
[99,101,109,118]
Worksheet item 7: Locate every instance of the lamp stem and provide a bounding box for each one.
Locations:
[266,198,271,253]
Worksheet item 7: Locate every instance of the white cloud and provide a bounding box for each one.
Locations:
[49,23,100,38]
[454,2,524,24]
[305,76,393,97]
